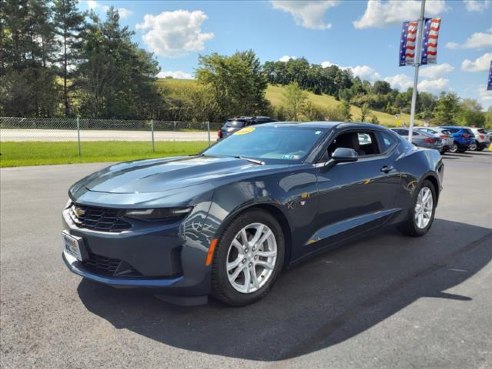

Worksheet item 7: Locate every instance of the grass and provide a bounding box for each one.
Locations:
[0,141,209,167]
[158,79,422,127]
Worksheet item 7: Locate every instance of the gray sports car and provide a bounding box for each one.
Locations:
[62,122,444,306]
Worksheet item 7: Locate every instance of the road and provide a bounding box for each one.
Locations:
[0,128,209,141]
[1,152,491,369]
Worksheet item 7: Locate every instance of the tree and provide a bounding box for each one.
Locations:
[338,99,352,122]
[372,80,392,95]
[359,103,370,122]
[282,82,307,121]
[53,0,85,116]
[197,50,269,120]
[433,92,460,124]
[457,99,485,127]
[78,8,162,119]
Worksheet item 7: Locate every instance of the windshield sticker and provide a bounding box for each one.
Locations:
[234,127,255,135]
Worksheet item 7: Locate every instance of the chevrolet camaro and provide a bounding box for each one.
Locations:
[62,122,444,306]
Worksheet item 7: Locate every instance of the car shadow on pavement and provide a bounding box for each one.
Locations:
[77,219,492,361]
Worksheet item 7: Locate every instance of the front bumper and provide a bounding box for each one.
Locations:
[62,207,212,296]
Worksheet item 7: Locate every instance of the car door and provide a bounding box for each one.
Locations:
[306,129,401,253]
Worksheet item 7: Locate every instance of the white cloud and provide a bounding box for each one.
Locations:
[419,63,454,78]
[446,30,492,49]
[320,61,381,82]
[279,55,297,62]
[156,70,194,79]
[349,65,381,82]
[477,86,492,109]
[353,0,446,29]
[87,0,98,10]
[86,1,131,19]
[418,78,449,92]
[384,74,414,90]
[136,10,214,57]
[117,8,133,19]
[270,1,339,30]
[463,0,491,12]
[461,52,492,72]
[321,61,335,68]
[384,73,449,92]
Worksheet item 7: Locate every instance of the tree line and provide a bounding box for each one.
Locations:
[1,1,491,127]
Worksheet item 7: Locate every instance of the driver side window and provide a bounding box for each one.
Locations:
[325,131,381,160]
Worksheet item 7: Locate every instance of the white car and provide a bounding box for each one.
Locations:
[416,127,456,153]
[469,128,491,151]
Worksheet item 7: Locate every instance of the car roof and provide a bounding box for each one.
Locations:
[261,121,385,131]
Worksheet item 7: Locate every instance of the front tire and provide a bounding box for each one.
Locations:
[448,143,458,153]
[211,209,285,306]
[399,180,436,237]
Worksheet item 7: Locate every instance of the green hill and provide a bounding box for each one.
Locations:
[157,78,420,127]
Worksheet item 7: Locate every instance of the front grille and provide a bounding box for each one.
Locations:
[69,204,131,232]
[81,251,142,277]
[82,252,122,276]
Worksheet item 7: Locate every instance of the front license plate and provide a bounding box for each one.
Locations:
[63,231,83,261]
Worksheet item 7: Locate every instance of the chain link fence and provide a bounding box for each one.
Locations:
[1,117,223,155]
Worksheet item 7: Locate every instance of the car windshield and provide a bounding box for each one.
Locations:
[204,125,328,161]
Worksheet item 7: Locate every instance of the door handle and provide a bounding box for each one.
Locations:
[380,165,394,173]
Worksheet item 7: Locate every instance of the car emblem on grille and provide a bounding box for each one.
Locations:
[73,206,86,217]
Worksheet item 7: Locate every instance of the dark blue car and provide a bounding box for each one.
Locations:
[439,126,475,153]
[62,122,444,306]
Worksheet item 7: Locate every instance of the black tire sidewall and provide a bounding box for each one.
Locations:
[211,209,285,306]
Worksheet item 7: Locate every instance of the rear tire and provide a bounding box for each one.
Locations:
[468,141,478,151]
[211,209,285,306]
[399,179,436,237]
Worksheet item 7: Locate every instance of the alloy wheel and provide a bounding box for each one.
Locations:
[414,187,433,229]
[226,222,277,294]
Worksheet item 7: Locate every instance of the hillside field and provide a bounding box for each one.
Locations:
[157,78,422,127]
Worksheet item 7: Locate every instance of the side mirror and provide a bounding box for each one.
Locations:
[331,147,359,162]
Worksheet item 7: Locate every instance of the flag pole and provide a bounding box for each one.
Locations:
[408,0,426,144]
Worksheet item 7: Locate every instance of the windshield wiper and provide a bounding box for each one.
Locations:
[234,156,265,165]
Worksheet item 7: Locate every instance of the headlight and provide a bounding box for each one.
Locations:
[124,207,193,221]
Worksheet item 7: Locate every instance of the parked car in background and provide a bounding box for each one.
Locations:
[469,127,491,151]
[391,128,444,153]
[217,116,277,140]
[415,127,455,154]
[439,126,475,153]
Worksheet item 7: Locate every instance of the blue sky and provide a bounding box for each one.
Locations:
[81,0,492,109]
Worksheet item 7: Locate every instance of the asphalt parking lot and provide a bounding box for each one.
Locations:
[1,151,491,369]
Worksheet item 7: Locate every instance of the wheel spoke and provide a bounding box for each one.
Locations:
[240,229,249,245]
[230,263,246,281]
[250,267,260,289]
[257,229,272,247]
[232,238,244,251]
[256,260,274,270]
[243,267,251,293]
[227,257,243,272]
[256,250,276,258]
[249,224,265,246]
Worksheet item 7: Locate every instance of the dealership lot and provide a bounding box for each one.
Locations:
[1,152,491,369]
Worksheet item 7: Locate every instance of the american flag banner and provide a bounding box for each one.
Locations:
[488,61,492,91]
[399,21,418,66]
[421,18,441,65]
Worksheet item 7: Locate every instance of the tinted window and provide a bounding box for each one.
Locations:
[393,129,408,136]
[380,132,397,152]
[204,126,328,161]
[225,120,247,128]
[477,129,487,134]
[328,131,380,156]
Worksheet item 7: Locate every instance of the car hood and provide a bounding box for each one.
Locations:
[69,156,288,207]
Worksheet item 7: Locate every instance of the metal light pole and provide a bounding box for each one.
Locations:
[408,0,426,144]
